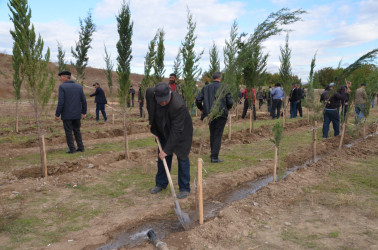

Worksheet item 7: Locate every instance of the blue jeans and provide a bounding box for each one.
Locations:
[156,136,190,192]
[322,109,340,138]
[290,101,297,118]
[355,104,365,121]
[96,103,107,121]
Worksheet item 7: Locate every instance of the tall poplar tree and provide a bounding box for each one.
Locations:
[8,0,55,177]
[11,41,23,133]
[172,48,182,85]
[57,41,67,72]
[153,28,165,84]
[116,0,133,159]
[141,34,157,97]
[71,11,96,85]
[181,9,203,111]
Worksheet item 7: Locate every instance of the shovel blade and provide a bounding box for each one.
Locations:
[174,200,190,229]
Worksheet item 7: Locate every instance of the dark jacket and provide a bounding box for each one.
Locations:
[289,88,299,102]
[90,87,107,104]
[320,87,346,109]
[138,86,144,103]
[195,81,233,120]
[55,81,87,120]
[146,88,193,160]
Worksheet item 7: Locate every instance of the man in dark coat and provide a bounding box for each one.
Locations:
[55,71,87,153]
[90,82,107,122]
[195,72,233,163]
[289,84,299,118]
[137,82,144,118]
[146,82,193,199]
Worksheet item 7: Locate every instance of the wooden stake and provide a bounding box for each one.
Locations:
[363,123,366,139]
[41,135,48,177]
[197,158,203,225]
[307,108,310,123]
[339,120,347,150]
[112,113,115,124]
[312,121,317,163]
[249,110,252,134]
[273,145,278,182]
[228,114,232,140]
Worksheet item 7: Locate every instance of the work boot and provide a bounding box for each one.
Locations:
[177,191,190,199]
[211,158,224,163]
[150,186,164,194]
[76,148,85,152]
[66,149,76,154]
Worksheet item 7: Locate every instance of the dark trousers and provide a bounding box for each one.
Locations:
[290,101,297,118]
[139,101,144,118]
[96,103,107,121]
[241,99,256,120]
[267,99,272,113]
[258,99,263,110]
[209,117,227,159]
[63,119,84,151]
[322,109,340,138]
[156,136,190,192]
[297,100,303,117]
[271,99,282,119]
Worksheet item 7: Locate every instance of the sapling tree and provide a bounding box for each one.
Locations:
[11,41,23,133]
[116,0,133,159]
[181,8,203,111]
[271,120,283,182]
[279,33,293,127]
[8,0,56,177]
[208,41,220,79]
[153,29,165,85]
[57,41,67,73]
[103,44,114,98]
[71,11,96,85]
[141,33,157,98]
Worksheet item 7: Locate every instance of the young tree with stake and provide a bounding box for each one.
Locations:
[8,0,56,177]
[11,41,23,133]
[153,28,165,85]
[116,1,133,159]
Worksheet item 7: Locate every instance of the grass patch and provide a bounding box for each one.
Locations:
[281,229,323,249]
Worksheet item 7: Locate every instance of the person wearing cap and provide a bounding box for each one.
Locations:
[354,82,367,122]
[55,71,87,153]
[195,72,233,163]
[90,82,108,122]
[145,82,193,199]
[320,82,348,138]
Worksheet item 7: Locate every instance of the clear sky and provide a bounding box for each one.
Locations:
[0,0,377,83]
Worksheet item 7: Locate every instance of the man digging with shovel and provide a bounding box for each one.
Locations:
[146,82,193,199]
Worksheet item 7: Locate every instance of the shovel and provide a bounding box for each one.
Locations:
[155,137,190,229]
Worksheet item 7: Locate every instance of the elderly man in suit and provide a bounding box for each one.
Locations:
[146,82,193,199]
[55,71,87,153]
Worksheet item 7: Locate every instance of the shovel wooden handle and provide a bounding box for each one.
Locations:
[155,137,177,198]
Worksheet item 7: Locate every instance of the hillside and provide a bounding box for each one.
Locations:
[0,52,146,99]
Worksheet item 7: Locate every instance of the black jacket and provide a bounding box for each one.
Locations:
[55,81,87,120]
[90,87,107,104]
[146,87,193,160]
[195,81,233,120]
[320,87,346,109]
[289,88,299,102]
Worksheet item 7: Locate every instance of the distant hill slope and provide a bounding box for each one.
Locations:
[0,53,147,99]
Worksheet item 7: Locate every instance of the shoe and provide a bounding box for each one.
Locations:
[177,191,190,199]
[150,186,164,194]
[66,149,76,154]
[76,148,85,152]
[211,158,224,163]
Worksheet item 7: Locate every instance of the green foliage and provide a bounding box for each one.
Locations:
[153,28,165,84]
[103,44,114,97]
[11,41,23,101]
[57,41,66,73]
[313,67,341,89]
[363,69,378,118]
[279,33,292,96]
[271,120,283,147]
[71,11,96,85]
[141,33,157,98]
[181,8,204,110]
[116,0,133,108]
[172,47,182,86]
[223,20,240,102]
[208,41,220,78]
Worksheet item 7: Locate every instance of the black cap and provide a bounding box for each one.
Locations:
[93,82,100,86]
[58,71,71,76]
[154,82,171,103]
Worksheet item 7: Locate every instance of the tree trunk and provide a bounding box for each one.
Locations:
[228,114,232,140]
[123,110,130,159]
[313,121,317,163]
[273,145,278,182]
[197,158,203,225]
[307,108,310,122]
[15,100,19,133]
[282,105,287,128]
[249,110,252,133]
[32,98,47,177]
